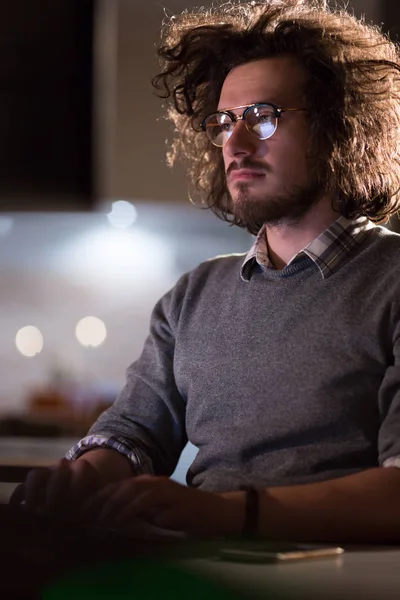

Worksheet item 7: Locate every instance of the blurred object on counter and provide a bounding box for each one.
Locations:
[27,362,76,421]
[0,363,118,438]
[28,387,71,418]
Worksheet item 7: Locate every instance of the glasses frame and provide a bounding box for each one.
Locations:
[200,102,306,147]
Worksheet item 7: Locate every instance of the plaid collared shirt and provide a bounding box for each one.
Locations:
[241,215,376,281]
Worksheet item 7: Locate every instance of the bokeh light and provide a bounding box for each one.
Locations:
[75,316,107,348]
[107,201,138,229]
[15,326,44,357]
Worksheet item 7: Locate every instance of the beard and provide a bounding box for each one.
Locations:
[227,178,325,235]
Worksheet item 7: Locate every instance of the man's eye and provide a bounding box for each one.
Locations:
[221,123,234,132]
[258,115,273,123]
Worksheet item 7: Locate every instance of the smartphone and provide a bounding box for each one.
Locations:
[219,544,344,563]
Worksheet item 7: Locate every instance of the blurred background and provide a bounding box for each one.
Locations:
[0,0,398,493]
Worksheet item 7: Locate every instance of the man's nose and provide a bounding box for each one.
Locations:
[224,121,261,157]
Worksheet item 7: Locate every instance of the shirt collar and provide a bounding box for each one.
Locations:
[241,215,376,281]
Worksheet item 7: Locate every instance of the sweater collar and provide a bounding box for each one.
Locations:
[241,215,376,281]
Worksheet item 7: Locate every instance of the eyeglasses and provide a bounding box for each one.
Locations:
[201,102,305,147]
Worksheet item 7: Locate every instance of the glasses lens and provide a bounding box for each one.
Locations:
[246,105,277,139]
[205,113,235,147]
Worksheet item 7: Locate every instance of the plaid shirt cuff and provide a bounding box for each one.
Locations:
[65,434,154,475]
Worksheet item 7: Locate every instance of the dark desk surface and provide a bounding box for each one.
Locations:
[181,546,400,600]
[1,504,400,600]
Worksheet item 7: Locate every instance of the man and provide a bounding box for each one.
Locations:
[11,0,400,541]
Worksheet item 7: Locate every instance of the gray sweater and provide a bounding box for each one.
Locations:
[87,226,400,492]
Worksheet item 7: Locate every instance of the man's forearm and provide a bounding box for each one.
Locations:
[77,448,135,485]
[223,467,400,543]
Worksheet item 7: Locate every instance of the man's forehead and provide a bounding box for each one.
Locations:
[217,56,306,110]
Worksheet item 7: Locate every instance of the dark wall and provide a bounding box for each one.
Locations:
[382,1,400,38]
[381,2,400,233]
[0,1,95,210]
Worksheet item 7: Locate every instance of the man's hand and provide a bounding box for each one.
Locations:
[80,475,244,537]
[9,458,105,518]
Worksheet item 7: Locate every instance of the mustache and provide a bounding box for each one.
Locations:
[226,159,270,177]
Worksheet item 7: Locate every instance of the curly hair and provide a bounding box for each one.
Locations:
[152,0,400,230]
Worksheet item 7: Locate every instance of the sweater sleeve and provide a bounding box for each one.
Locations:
[68,275,189,478]
[378,301,400,468]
